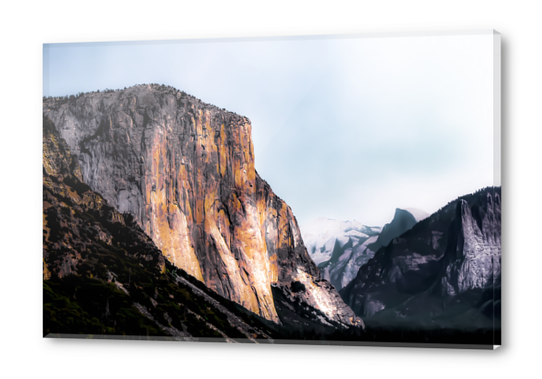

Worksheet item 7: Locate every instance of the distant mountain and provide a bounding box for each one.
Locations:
[302,209,427,291]
[301,218,380,265]
[367,208,429,255]
[340,187,501,344]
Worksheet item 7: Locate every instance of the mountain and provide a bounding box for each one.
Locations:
[43,84,361,329]
[43,114,366,341]
[340,187,501,344]
[302,208,427,291]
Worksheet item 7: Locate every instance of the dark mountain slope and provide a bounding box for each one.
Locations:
[340,187,501,346]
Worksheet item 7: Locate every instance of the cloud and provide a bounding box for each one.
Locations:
[44,33,497,226]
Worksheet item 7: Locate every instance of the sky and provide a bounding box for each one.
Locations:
[43,31,499,227]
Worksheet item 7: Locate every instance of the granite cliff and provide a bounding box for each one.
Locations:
[43,84,360,327]
[44,115,266,340]
[43,115,365,341]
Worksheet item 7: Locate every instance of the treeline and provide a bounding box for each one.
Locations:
[42,83,235,114]
[433,185,501,216]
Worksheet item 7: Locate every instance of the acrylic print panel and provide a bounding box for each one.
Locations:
[42,31,501,349]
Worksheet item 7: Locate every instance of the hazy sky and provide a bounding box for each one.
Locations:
[43,32,498,226]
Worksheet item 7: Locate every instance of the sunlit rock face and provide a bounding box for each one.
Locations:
[340,188,501,329]
[43,84,359,326]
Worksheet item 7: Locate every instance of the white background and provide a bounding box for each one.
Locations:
[1,0,540,378]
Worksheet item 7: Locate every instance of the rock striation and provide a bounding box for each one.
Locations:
[340,187,501,332]
[43,84,360,327]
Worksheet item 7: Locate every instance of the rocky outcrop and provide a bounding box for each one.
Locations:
[340,188,501,331]
[43,84,359,327]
